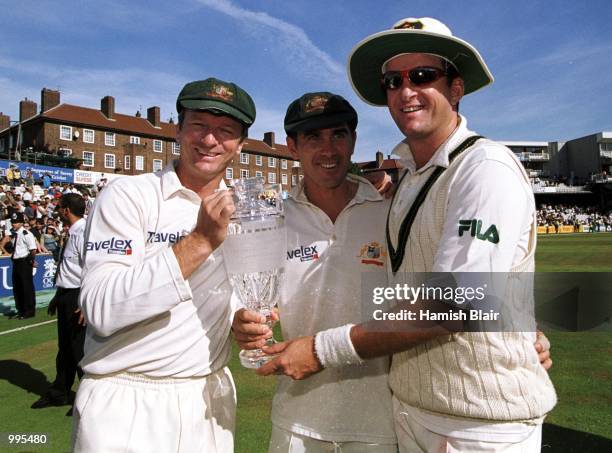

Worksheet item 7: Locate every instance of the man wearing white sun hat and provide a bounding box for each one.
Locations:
[258,17,557,452]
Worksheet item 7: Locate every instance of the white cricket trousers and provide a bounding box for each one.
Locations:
[394,398,542,453]
[268,425,398,453]
[72,367,236,453]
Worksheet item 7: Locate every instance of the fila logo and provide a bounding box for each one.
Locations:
[458,219,499,244]
[287,245,319,262]
[86,237,133,255]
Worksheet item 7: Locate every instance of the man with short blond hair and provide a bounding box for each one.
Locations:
[73,77,256,453]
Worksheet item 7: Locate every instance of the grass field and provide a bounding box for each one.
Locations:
[0,233,611,452]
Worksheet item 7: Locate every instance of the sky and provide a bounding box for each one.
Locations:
[1,0,611,161]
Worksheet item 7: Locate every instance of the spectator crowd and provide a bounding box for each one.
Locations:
[0,176,96,259]
[537,204,612,232]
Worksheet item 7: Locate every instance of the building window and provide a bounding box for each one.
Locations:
[240,152,249,164]
[268,172,276,184]
[0,139,4,153]
[104,153,116,169]
[172,142,181,155]
[58,148,72,157]
[255,171,263,178]
[60,125,72,141]
[226,168,233,180]
[281,159,287,169]
[153,159,163,172]
[153,140,163,152]
[255,155,262,166]
[124,155,131,170]
[135,155,144,171]
[292,175,297,186]
[293,161,300,167]
[130,136,141,145]
[82,151,94,167]
[105,132,116,146]
[281,174,288,185]
[240,169,249,179]
[83,129,95,143]
[268,157,276,168]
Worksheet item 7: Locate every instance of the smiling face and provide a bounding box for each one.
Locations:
[176,110,244,190]
[385,53,464,148]
[287,124,355,193]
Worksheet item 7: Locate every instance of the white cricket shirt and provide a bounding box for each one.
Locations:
[56,217,86,289]
[272,175,396,444]
[388,115,533,275]
[388,115,540,439]
[79,161,235,377]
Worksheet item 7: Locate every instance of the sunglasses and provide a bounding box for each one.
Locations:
[381,67,447,90]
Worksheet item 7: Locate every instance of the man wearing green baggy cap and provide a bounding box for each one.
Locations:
[258,18,556,452]
[73,78,255,452]
[234,92,398,451]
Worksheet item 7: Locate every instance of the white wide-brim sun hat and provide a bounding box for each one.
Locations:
[348,17,494,106]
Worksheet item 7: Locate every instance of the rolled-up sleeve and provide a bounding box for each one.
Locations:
[79,181,192,337]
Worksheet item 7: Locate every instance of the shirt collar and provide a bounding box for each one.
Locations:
[391,114,474,175]
[289,173,382,206]
[160,160,227,200]
[68,217,86,234]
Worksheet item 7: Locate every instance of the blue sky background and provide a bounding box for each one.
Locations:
[1,0,611,161]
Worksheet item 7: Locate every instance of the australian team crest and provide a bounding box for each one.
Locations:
[305,95,329,113]
[394,19,423,30]
[207,83,234,101]
[357,241,386,267]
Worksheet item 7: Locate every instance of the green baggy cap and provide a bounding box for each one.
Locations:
[284,92,358,134]
[176,77,256,125]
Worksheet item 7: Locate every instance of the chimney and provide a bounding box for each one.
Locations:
[41,88,60,112]
[263,131,275,147]
[135,110,142,118]
[0,113,9,130]
[147,106,160,127]
[376,150,384,168]
[101,96,115,119]
[20,98,37,122]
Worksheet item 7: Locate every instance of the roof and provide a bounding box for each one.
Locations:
[41,104,176,139]
[358,158,402,172]
[1,102,291,156]
[242,138,291,159]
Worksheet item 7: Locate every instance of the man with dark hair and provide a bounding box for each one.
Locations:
[10,211,37,318]
[235,92,397,451]
[31,193,87,414]
[73,77,255,452]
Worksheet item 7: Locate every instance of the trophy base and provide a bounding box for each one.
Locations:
[239,349,275,369]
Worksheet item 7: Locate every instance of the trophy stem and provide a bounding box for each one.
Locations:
[239,308,278,369]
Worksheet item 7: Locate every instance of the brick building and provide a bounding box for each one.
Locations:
[0,88,301,187]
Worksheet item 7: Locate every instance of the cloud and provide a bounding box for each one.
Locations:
[0,53,183,122]
[247,105,286,143]
[195,0,344,84]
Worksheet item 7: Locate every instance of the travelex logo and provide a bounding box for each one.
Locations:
[146,230,188,244]
[287,245,319,262]
[86,237,133,255]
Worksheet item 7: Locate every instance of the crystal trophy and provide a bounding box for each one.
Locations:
[223,177,286,369]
